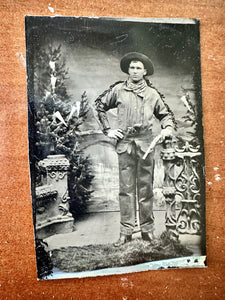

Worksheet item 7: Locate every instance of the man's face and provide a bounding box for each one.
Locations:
[128,61,147,83]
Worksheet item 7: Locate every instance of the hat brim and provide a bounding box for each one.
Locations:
[120,52,154,76]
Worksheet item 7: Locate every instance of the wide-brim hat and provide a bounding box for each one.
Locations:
[120,52,154,76]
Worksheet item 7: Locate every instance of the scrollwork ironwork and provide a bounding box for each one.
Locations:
[162,138,202,236]
[161,137,178,239]
[174,143,202,234]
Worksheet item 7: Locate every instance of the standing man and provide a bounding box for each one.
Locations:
[95,52,174,246]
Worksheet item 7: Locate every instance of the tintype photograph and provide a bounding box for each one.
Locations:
[25,16,206,280]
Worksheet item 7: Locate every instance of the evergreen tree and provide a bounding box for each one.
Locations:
[33,44,93,218]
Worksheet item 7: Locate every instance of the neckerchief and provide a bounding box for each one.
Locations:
[125,78,147,97]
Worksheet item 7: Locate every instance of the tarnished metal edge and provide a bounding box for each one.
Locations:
[101,17,199,24]
[45,255,206,280]
[26,15,199,25]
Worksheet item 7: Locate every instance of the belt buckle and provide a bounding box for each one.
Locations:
[127,127,136,135]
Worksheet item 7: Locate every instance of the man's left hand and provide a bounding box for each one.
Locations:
[161,127,173,140]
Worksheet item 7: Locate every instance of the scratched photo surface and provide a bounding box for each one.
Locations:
[25,16,206,280]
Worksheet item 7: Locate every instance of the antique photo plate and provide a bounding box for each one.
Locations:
[25,16,206,280]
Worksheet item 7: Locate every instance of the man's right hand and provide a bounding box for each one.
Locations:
[107,129,124,140]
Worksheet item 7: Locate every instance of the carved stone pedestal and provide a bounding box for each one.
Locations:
[36,154,74,239]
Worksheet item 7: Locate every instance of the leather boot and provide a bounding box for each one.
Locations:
[141,231,156,242]
[114,234,132,247]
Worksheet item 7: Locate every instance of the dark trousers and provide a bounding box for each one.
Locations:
[118,141,155,235]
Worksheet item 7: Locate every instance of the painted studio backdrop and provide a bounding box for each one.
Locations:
[26,17,206,279]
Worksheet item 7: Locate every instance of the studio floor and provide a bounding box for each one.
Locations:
[45,211,202,256]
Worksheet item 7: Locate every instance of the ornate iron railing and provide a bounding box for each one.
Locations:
[161,137,203,238]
